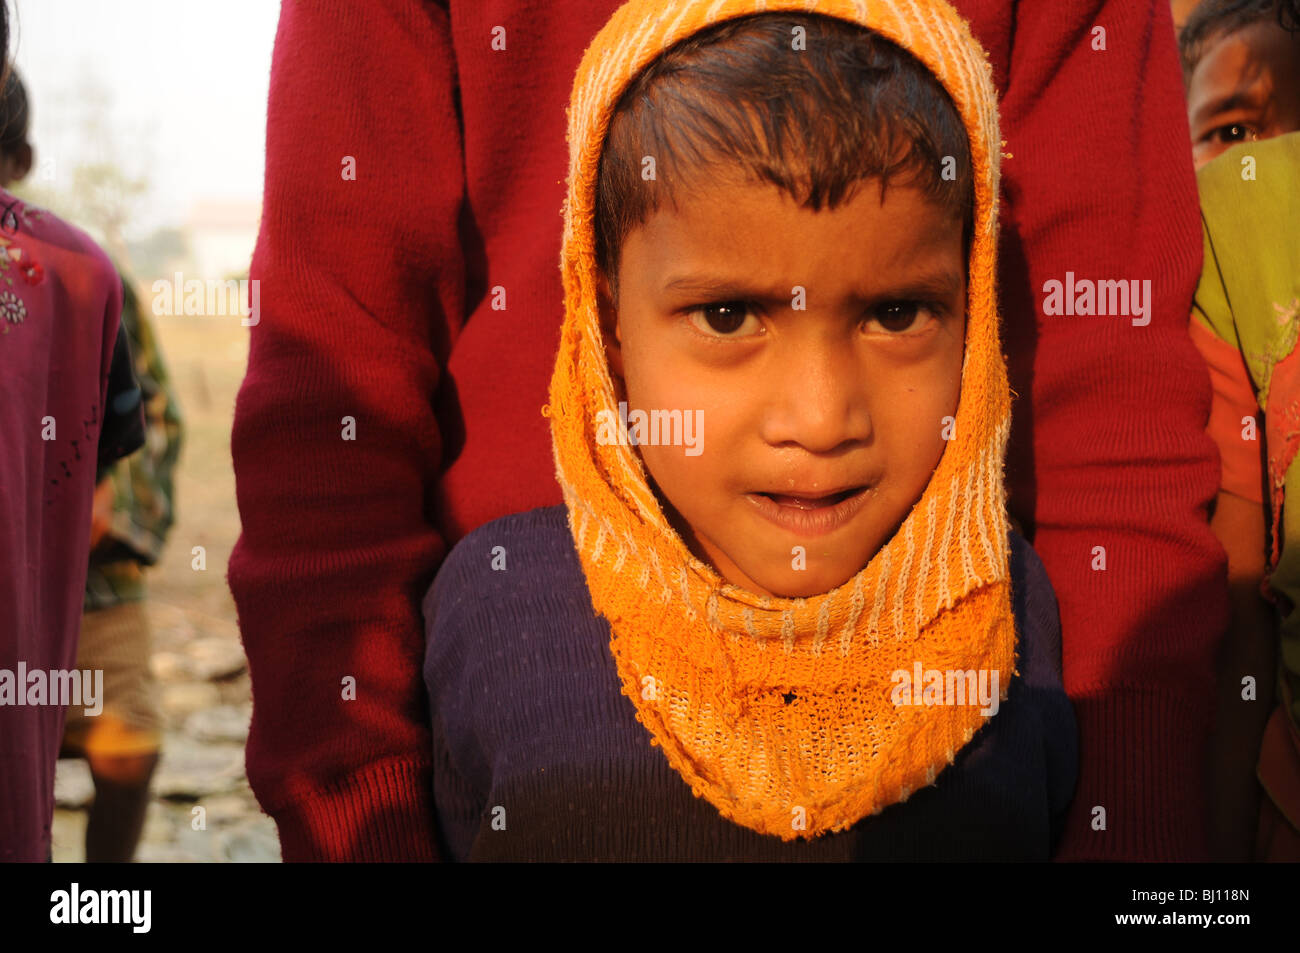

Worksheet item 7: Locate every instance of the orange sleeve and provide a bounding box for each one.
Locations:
[1189,316,1264,504]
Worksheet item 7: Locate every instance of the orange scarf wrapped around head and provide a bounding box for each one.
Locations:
[546,0,1014,840]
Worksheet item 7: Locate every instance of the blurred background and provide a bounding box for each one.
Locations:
[7,0,280,861]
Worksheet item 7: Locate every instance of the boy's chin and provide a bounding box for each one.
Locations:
[721,558,863,600]
[661,499,870,598]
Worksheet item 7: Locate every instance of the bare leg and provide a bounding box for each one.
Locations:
[83,751,160,863]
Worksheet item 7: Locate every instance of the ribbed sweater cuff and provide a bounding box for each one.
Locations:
[1053,688,1210,862]
[270,758,440,862]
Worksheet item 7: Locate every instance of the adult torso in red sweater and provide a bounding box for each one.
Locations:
[229,0,1225,861]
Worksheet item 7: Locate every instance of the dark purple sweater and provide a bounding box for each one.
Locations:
[423,505,1077,861]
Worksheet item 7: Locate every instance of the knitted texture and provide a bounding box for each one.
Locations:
[547,0,1015,840]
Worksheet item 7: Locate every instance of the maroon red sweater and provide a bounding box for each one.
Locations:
[229,0,1225,862]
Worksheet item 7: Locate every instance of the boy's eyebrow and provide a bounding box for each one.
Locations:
[1191,89,1262,128]
[662,275,792,301]
[660,270,964,303]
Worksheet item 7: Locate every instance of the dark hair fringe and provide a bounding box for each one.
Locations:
[1179,0,1300,81]
[593,13,975,289]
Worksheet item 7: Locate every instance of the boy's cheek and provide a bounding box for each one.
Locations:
[639,438,721,508]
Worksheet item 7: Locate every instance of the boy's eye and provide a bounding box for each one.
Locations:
[864,301,935,334]
[1207,122,1257,145]
[688,301,760,337]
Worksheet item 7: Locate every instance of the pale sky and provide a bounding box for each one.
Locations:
[10,0,280,236]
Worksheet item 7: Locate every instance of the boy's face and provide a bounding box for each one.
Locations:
[1187,20,1300,169]
[599,176,966,598]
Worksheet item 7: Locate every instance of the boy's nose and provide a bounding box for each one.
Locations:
[759,336,873,454]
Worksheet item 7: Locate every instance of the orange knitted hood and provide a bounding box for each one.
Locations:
[546,0,1013,840]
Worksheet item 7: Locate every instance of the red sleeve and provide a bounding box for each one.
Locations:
[1188,316,1264,504]
[956,0,1227,860]
[227,0,465,861]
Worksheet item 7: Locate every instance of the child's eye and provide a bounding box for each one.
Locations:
[863,301,937,334]
[1206,122,1257,145]
[688,301,761,337]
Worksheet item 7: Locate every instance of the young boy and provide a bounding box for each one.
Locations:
[423,0,1077,861]
[1182,0,1300,861]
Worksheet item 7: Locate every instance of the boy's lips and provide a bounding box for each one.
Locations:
[745,484,873,537]
[759,487,860,508]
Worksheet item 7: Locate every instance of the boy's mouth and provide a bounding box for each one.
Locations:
[756,487,862,509]
[746,484,873,537]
